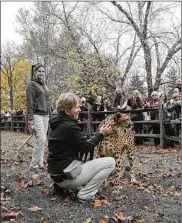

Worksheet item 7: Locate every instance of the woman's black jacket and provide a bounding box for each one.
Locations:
[48,112,104,175]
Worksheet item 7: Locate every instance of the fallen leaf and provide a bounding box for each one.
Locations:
[42,189,50,195]
[33,180,43,186]
[64,196,71,201]
[93,200,102,208]
[18,181,25,189]
[101,199,111,205]
[114,212,125,220]
[4,211,23,220]
[5,189,11,194]
[27,181,33,187]
[84,217,92,223]
[32,174,39,180]
[133,216,145,222]
[38,216,51,222]
[99,215,109,223]
[108,217,118,222]
[114,194,127,201]
[174,191,181,198]
[15,175,24,182]
[115,212,133,221]
[11,166,15,171]
[28,206,42,212]
[2,206,11,213]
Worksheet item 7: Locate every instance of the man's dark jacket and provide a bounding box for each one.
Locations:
[48,112,104,175]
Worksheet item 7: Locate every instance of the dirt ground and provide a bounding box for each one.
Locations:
[1,131,181,223]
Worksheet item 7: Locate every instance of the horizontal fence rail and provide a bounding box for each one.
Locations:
[1,102,181,148]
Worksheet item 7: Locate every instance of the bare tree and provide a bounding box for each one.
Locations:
[73,3,142,91]
[111,2,181,96]
[15,1,181,99]
[91,2,181,96]
[16,2,64,84]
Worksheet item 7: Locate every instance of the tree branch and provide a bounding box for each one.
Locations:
[1,86,10,93]
[142,2,152,40]
[154,38,181,89]
[111,1,141,37]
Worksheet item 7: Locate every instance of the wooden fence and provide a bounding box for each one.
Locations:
[78,105,181,148]
[1,115,27,133]
[1,101,181,148]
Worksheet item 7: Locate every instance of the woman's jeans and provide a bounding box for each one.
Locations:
[30,114,49,168]
[56,157,116,200]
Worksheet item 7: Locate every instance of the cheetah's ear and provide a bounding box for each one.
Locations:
[113,112,122,123]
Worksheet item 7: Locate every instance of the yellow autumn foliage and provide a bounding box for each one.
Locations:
[1,59,31,112]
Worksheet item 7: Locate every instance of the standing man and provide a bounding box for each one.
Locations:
[26,64,50,172]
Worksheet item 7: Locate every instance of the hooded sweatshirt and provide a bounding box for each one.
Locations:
[26,80,49,120]
[47,112,104,175]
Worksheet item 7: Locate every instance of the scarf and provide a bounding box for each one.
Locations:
[132,98,136,109]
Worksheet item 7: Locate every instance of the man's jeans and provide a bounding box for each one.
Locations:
[56,157,116,200]
[30,114,49,168]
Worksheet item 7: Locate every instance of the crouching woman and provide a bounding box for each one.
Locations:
[47,92,115,202]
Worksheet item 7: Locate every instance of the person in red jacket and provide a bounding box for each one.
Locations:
[48,92,115,202]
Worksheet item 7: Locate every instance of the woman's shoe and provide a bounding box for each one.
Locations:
[38,166,46,171]
[53,183,70,196]
[30,167,39,173]
[76,195,95,203]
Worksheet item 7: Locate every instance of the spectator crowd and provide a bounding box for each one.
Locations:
[76,79,181,146]
[1,79,181,146]
[1,108,26,132]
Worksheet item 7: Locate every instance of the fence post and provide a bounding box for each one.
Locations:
[87,104,92,138]
[159,98,164,148]
[25,114,28,133]
[11,115,14,131]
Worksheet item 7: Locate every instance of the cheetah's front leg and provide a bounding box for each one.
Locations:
[110,155,124,192]
[126,149,137,184]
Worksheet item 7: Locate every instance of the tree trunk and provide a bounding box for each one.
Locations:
[143,42,153,97]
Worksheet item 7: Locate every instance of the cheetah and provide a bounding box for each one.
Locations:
[97,112,137,191]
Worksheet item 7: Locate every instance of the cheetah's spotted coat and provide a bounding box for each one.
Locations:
[98,112,137,190]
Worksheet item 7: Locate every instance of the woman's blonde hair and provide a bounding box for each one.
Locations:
[56,92,80,112]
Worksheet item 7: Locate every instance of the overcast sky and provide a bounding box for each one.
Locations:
[1,2,33,45]
[1,2,181,46]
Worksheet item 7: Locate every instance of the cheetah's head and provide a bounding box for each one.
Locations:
[113,112,132,129]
